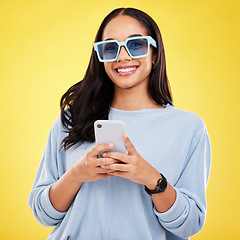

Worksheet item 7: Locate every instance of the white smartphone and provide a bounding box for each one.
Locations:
[94,120,127,158]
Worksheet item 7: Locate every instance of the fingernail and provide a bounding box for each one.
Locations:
[123,133,128,138]
[109,143,114,147]
[101,165,105,168]
[102,152,106,157]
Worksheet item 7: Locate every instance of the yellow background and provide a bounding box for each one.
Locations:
[0,0,239,239]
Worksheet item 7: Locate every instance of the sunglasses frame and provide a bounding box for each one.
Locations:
[94,36,157,63]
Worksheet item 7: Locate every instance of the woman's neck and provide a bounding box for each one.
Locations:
[111,86,163,111]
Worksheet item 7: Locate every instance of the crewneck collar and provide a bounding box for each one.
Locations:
[109,104,174,117]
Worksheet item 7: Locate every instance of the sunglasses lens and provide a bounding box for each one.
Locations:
[97,41,118,61]
[126,38,148,57]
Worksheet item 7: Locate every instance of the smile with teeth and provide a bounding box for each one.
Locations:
[117,67,137,73]
[115,66,139,75]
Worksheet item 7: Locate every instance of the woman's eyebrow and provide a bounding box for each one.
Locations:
[104,34,143,41]
[128,34,142,38]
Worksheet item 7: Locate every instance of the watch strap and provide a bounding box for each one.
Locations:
[145,173,167,196]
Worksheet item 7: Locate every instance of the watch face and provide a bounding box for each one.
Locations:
[158,178,167,192]
[161,179,167,190]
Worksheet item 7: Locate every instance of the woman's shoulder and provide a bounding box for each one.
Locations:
[50,110,71,135]
[172,106,204,122]
[169,106,207,134]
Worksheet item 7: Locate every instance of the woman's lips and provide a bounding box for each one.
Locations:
[114,65,139,76]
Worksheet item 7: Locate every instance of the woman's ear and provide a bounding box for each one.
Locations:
[152,54,157,66]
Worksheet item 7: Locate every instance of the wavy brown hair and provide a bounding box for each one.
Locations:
[60,8,173,150]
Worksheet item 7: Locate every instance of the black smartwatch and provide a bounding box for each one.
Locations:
[145,173,167,196]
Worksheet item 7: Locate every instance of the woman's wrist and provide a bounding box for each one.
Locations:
[145,171,161,190]
[71,164,83,187]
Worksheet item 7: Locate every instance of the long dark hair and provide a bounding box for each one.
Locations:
[60,8,173,150]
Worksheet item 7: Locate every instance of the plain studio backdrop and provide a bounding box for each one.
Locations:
[0,0,239,239]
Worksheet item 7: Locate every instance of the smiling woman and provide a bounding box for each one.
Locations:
[28,7,211,240]
[101,15,161,108]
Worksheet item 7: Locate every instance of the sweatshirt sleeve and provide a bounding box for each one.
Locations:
[28,116,67,226]
[154,126,211,239]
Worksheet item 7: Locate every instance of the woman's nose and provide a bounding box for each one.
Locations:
[116,46,131,62]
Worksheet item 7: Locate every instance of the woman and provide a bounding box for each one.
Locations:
[28,8,211,240]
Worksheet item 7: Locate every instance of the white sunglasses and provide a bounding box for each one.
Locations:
[94,36,157,62]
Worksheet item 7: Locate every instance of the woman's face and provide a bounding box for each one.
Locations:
[102,15,155,91]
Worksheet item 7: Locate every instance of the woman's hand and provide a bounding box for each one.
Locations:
[49,143,118,212]
[101,134,160,189]
[73,143,119,184]
[101,134,176,213]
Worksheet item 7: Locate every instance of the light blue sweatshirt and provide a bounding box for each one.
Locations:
[28,104,211,240]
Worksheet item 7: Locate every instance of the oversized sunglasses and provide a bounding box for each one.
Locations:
[94,36,157,62]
